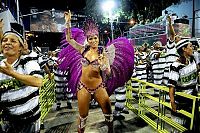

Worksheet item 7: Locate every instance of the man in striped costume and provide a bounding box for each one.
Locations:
[131,53,139,98]
[23,45,52,79]
[149,41,166,95]
[163,15,180,86]
[54,67,73,110]
[169,39,199,132]
[113,86,129,120]
[135,45,148,81]
[53,50,73,110]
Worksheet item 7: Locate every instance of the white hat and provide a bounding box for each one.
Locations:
[2,31,25,48]
[176,39,190,50]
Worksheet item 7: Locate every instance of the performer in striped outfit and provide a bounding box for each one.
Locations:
[0,31,43,133]
[54,67,73,110]
[149,41,166,95]
[23,44,52,79]
[52,49,73,110]
[131,53,139,98]
[163,15,180,86]
[168,39,199,132]
[135,45,148,81]
[113,86,129,120]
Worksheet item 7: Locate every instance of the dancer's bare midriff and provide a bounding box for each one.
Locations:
[80,65,103,90]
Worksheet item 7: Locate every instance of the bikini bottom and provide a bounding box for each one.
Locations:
[78,81,105,96]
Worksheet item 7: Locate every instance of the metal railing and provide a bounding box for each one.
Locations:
[125,78,199,133]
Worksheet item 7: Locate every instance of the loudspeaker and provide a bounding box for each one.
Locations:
[10,23,24,35]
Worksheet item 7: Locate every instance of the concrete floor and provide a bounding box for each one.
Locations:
[41,95,171,133]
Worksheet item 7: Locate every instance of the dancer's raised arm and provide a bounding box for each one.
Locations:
[167,15,176,42]
[64,10,84,53]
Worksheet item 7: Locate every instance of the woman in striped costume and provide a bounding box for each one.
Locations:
[0,31,43,133]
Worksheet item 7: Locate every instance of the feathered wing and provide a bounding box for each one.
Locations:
[58,28,86,96]
[105,37,134,96]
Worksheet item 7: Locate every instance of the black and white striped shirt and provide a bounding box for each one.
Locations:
[168,58,198,93]
[23,51,49,70]
[135,52,148,81]
[163,40,179,85]
[0,56,43,122]
[149,49,166,85]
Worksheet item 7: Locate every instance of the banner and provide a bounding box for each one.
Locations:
[129,22,167,46]
[0,9,17,33]
[30,9,86,32]
[129,22,166,38]
[30,9,61,32]
[134,34,167,46]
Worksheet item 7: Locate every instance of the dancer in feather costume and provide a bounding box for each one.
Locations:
[58,11,134,133]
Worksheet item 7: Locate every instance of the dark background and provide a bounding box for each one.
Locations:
[17,0,86,50]
[19,0,86,14]
[14,0,181,50]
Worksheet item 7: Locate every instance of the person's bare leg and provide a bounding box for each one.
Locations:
[77,88,91,133]
[94,87,113,133]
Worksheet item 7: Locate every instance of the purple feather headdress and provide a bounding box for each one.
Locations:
[83,18,99,37]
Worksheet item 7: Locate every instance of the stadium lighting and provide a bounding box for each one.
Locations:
[102,0,116,40]
[102,0,115,12]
